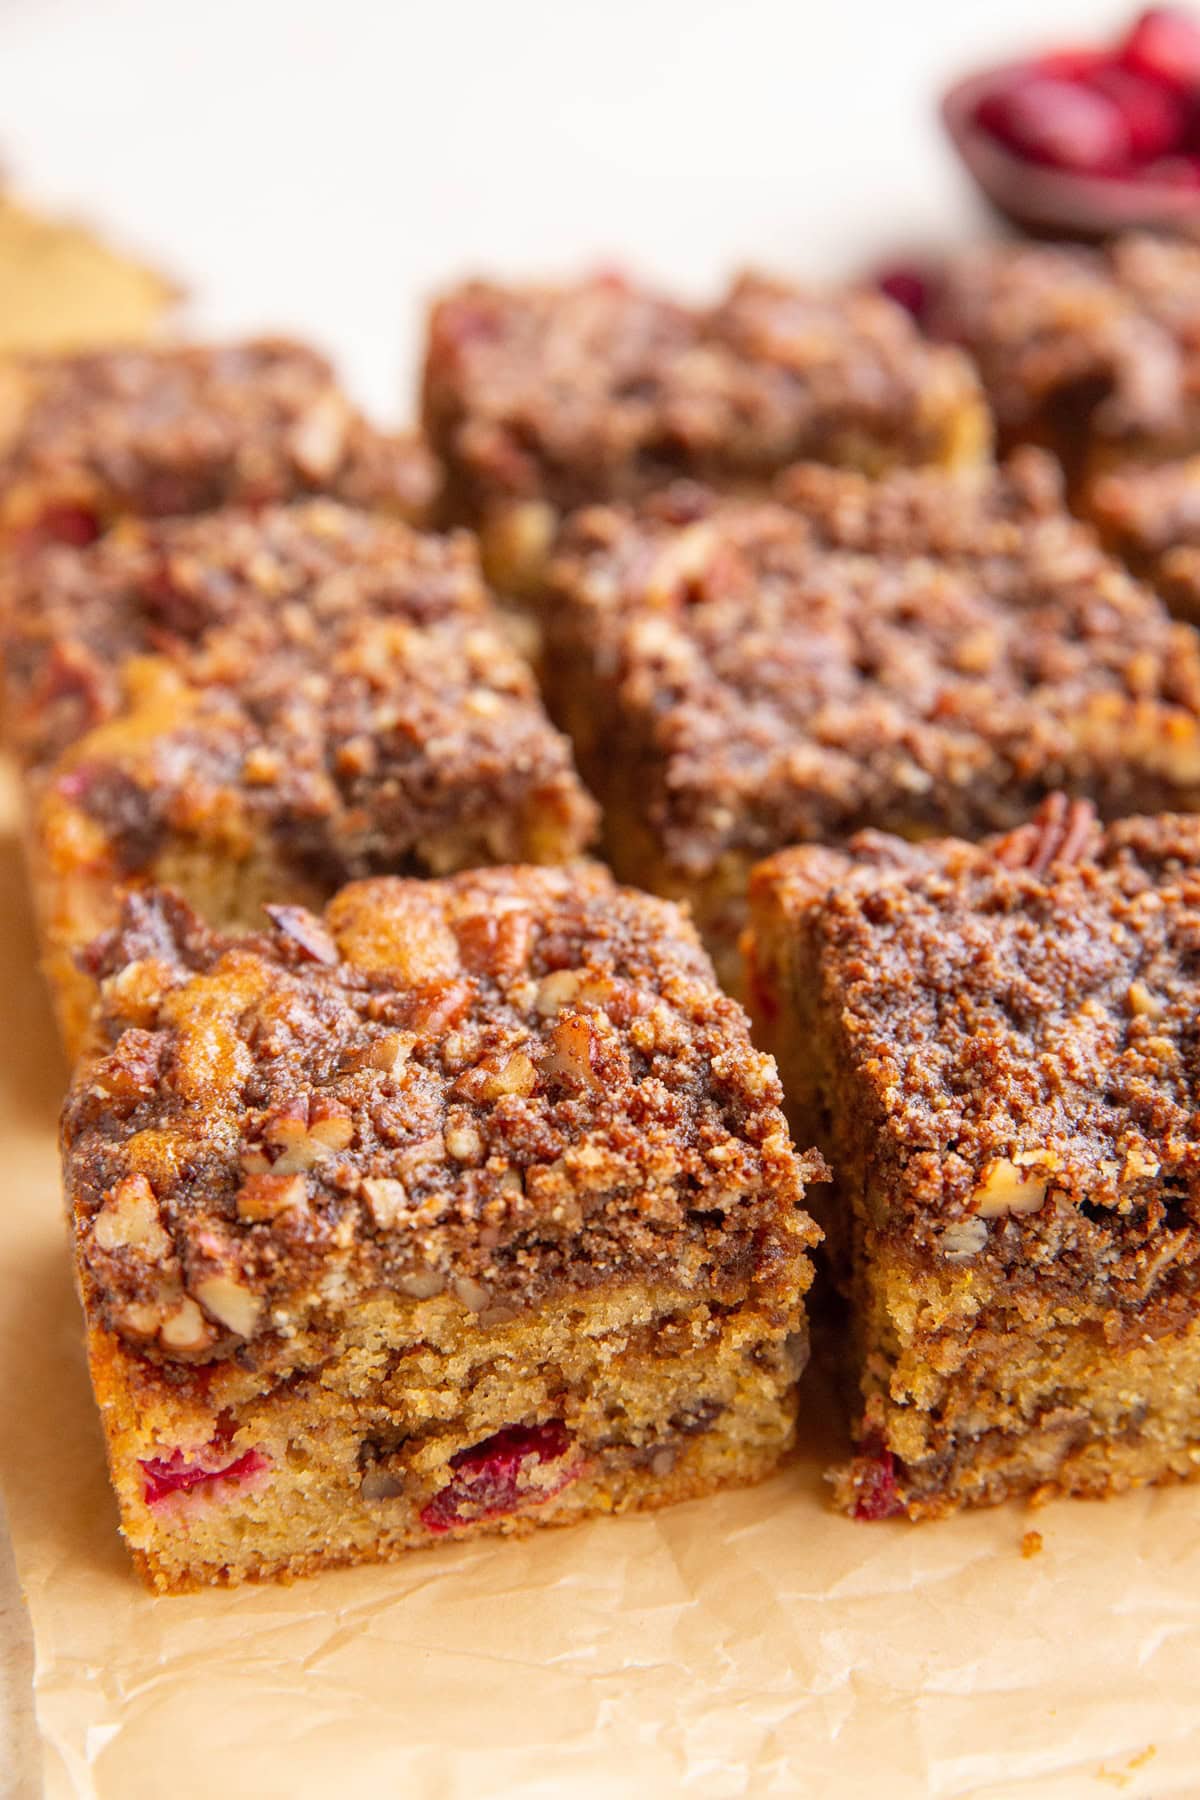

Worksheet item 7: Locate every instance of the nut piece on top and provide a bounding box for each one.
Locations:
[18,502,596,1052]
[0,338,438,550]
[541,450,1200,985]
[65,863,823,1591]
[422,269,990,592]
[746,798,1200,1520]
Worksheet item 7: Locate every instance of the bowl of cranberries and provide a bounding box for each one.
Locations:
[944,7,1200,236]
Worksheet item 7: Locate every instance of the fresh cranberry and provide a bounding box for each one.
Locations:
[14,502,101,552]
[849,1441,906,1521]
[1120,8,1200,94]
[876,264,930,324]
[1034,49,1108,81]
[1087,64,1190,158]
[420,1420,577,1533]
[976,76,1132,172]
[140,1444,268,1506]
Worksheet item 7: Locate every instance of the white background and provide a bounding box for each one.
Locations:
[0,1,1150,1791]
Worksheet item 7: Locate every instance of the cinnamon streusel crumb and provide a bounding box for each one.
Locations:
[0,338,438,549]
[422,268,988,590]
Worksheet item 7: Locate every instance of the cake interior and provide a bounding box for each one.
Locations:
[831,1251,1200,1519]
[93,1278,808,1591]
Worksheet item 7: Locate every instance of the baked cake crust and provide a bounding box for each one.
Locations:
[746,800,1200,1518]
[63,867,822,1588]
[0,338,438,547]
[542,452,1200,979]
[422,270,989,589]
[18,502,597,1049]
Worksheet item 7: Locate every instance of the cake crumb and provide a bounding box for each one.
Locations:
[1020,1529,1043,1559]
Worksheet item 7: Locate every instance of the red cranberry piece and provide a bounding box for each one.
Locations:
[1034,49,1108,81]
[876,264,931,324]
[1087,65,1189,158]
[15,502,101,551]
[140,1444,268,1506]
[976,76,1132,173]
[420,1420,576,1533]
[849,1440,906,1521]
[1120,8,1200,94]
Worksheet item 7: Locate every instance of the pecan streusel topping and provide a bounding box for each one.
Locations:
[63,868,821,1362]
[1082,455,1200,625]
[0,338,437,533]
[761,807,1200,1312]
[545,463,1200,878]
[19,500,596,867]
[423,270,987,515]
[929,233,1200,449]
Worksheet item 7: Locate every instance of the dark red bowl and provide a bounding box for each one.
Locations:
[943,61,1200,239]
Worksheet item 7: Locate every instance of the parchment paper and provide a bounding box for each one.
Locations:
[1,757,1198,1800]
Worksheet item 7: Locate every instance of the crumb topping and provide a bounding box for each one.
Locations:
[62,868,821,1361]
[23,500,595,871]
[0,338,437,530]
[423,270,986,514]
[545,463,1200,877]
[930,233,1200,447]
[1083,454,1200,623]
[1085,453,1200,558]
[756,805,1200,1307]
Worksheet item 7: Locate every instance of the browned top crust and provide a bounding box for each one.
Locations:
[0,338,438,538]
[29,501,596,877]
[544,460,1200,880]
[751,803,1200,1312]
[929,233,1200,451]
[422,271,988,517]
[62,867,821,1363]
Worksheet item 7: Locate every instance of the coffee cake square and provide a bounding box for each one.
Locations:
[64,865,822,1589]
[542,452,1200,984]
[18,502,596,1051]
[929,234,1200,487]
[746,800,1200,1519]
[422,269,989,592]
[0,338,437,549]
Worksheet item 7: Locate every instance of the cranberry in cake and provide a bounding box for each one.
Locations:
[0,338,438,550]
[746,800,1200,1519]
[64,866,822,1590]
[542,451,1200,984]
[21,502,596,1052]
[422,269,990,591]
